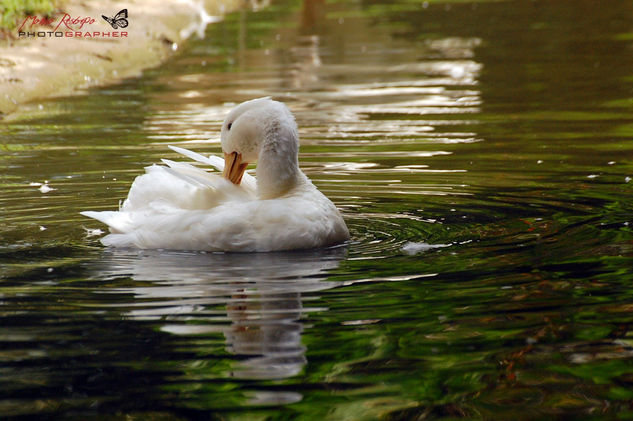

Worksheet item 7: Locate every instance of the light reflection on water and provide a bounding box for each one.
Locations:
[1,0,633,418]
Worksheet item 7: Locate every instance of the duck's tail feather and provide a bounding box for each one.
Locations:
[100,232,137,248]
[80,210,133,233]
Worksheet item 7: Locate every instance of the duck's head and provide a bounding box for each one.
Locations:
[221,97,300,191]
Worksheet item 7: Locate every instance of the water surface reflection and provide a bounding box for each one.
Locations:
[89,247,346,403]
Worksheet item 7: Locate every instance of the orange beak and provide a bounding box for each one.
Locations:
[223,152,248,185]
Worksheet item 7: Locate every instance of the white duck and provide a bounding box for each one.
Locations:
[81,97,349,252]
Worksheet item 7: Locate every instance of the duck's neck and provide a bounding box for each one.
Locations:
[256,121,304,199]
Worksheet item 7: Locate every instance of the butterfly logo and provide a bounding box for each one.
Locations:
[101,9,128,29]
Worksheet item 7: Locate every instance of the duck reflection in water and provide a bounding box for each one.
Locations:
[91,247,346,400]
[226,288,305,379]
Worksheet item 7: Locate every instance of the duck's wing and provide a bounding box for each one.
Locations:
[161,159,221,189]
[124,163,255,211]
[168,145,257,192]
[81,158,255,235]
[122,143,261,210]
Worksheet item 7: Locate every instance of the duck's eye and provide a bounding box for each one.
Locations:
[227,122,232,131]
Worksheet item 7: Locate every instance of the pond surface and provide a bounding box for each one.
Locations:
[2,0,633,418]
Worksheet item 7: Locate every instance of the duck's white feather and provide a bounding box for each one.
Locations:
[168,145,224,170]
[81,98,349,252]
[168,145,257,192]
[84,178,346,252]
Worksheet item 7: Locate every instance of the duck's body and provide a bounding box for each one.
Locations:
[81,98,349,252]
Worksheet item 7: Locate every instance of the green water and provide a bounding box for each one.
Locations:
[1,0,633,418]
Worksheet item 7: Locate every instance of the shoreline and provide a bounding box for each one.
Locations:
[0,0,239,117]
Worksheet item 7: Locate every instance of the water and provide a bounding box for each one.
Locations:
[1,0,633,418]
